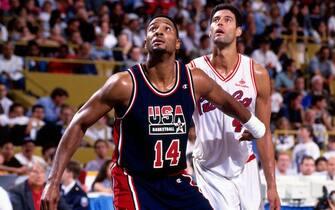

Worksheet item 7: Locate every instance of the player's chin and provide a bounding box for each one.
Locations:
[152,47,167,54]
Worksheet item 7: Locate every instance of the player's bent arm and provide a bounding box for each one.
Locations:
[191,68,265,138]
[46,72,133,186]
[253,63,278,192]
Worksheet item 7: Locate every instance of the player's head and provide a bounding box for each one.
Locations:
[145,15,181,55]
[209,4,243,48]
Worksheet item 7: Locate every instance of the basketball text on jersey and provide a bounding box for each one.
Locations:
[148,105,186,135]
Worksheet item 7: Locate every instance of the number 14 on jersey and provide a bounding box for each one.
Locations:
[153,139,181,168]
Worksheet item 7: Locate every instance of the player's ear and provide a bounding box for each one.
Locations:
[236,26,242,37]
[176,39,181,50]
[144,39,147,50]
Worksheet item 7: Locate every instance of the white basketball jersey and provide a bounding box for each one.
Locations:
[191,54,257,178]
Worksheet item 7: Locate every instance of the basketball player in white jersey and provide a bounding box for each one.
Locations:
[188,4,281,210]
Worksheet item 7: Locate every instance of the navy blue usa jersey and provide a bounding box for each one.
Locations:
[112,61,196,177]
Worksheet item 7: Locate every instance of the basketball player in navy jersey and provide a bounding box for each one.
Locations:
[41,16,265,210]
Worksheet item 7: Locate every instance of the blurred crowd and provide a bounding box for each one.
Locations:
[0,0,334,209]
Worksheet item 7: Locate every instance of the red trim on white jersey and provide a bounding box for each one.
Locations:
[138,61,180,97]
[250,59,258,95]
[203,54,241,82]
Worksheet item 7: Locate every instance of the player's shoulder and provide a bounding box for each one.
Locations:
[187,55,210,69]
[248,57,268,77]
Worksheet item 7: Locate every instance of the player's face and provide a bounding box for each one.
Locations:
[209,10,241,47]
[145,17,180,54]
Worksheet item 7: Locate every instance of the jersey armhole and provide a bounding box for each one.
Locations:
[115,69,137,119]
[185,66,197,109]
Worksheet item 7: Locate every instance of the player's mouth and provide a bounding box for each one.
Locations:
[152,38,165,45]
[215,28,225,36]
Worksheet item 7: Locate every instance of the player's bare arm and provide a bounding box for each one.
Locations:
[253,62,281,209]
[191,67,265,139]
[40,72,133,210]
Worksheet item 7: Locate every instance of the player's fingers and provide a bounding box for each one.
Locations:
[238,131,253,141]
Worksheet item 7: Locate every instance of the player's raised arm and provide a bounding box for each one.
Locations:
[41,71,133,210]
[190,67,265,139]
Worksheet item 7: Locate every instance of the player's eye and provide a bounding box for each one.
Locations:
[149,26,157,32]
[224,17,233,23]
[166,26,172,32]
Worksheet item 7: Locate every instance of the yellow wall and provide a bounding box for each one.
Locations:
[25,72,107,108]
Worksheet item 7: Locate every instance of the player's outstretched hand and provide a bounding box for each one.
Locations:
[41,182,60,210]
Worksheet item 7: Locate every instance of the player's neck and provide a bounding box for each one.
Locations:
[144,54,176,91]
[211,45,239,76]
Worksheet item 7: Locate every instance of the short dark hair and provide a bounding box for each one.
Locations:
[32,104,44,113]
[94,139,109,149]
[315,156,328,165]
[66,160,82,179]
[311,95,325,106]
[210,3,243,27]
[148,15,179,37]
[50,87,68,99]
[300,155,314,165]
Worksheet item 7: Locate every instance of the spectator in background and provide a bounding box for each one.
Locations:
[302,75,329,109]
[84,115,113,146]
[91,33,113,60]
[26,41,48,72]
[113,33,132,62]
[123,46,143,69]
[48,44,76,74]
[303,109,328,148]
[75,42,97,75]
[122,13,145,47]
[77,8,95,43]
[315,156,328,173]
[0,186,12,210]
[309,46,332,79]
[91,159,113,194]
[324,138,335,160]
[273,117,295,152]
[38,0,53,37]
[61,161,89,210]
[0,141,26,174]
[197,35,211,57]
[0,10,8,42]
[36,105,74,147]
[9,162,70,210]
[310,95,334,131]
[275,151,295,176]
[41,145,56,174]
[0,42,24,89]
[181,21,199,59]
[36,87,69,123]
[292,125,320,170]
[299,156,316,176]
[7,103,26,125]
[0,84,13,115]
[85,140,110,171]
[270,79,283,122]
[15,138,45,168]
[99,21,117,49]
[327,157,335,180]
[275,58,298,93]
[279,91,304,129]
[25,105,45,141]
[251,38,282,78]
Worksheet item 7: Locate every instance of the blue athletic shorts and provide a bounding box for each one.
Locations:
[112,165,213,210]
